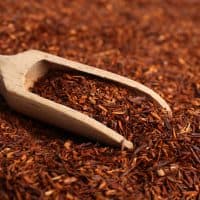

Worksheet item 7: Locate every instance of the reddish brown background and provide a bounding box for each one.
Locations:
[0,0,199,199]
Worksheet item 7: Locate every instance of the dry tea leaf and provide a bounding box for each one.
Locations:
[0,0,200,199]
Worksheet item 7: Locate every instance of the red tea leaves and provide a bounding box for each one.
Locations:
[0,0,200,199]
[31,70,164,141]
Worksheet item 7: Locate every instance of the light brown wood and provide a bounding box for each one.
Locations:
[0,50,172,149]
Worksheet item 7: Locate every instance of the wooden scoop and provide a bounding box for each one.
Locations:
[0,50,172,149]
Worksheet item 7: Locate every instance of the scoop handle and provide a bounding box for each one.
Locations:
[0,55,10,95]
